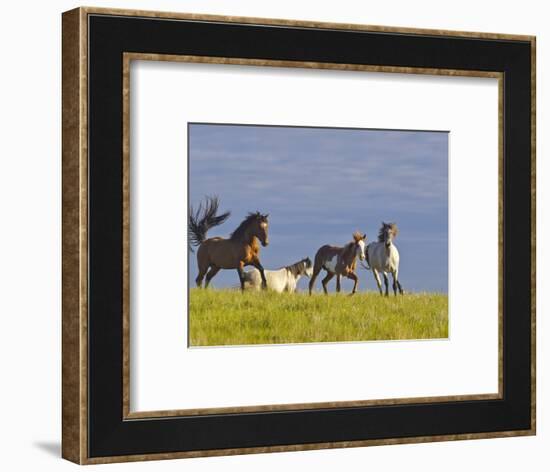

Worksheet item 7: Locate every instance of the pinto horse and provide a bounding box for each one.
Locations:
[309,232,367,295]
[188,196,270,290]
[243,257,313,293]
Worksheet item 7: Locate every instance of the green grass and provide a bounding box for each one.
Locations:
[189,289,448,347]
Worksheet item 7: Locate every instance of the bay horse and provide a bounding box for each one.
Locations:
[309,232,367,295]
[243,257,313,293]
[188,196,270,290]
[364,222,403,296]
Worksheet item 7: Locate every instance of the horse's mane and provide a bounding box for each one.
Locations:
[353,231,365,242]
[285,258,311,277]
[230,211,266,240]
[378,222,399,242]
[341,232,366,261]
[341,241,357,260]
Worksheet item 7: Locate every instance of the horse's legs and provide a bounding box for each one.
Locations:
[347,272,359,295]
[251,259,268,290]
[204,265,221,289]
[383,272,389,297]
[336,275,342,293]
[195,263,209,288]
[392,271,404,295]
[372,269,383,295]
[321,272,335,295]
[237,261,246,291]
[309,264,322,295]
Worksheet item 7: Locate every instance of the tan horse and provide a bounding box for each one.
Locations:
[189,196,270,290]
[309,231,367,295]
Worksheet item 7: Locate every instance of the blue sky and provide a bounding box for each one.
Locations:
[188,124,448,293]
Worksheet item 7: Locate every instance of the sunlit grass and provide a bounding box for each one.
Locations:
[189,289,448,346]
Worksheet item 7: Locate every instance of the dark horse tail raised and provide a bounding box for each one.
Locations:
[188,196,231,251]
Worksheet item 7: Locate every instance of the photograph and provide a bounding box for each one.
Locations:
[188,123,449,346]
[52,4,536,466]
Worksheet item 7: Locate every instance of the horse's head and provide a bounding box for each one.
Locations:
[251,212,270,247]
[352,231,367,260]
[379,222,398,248]
[302,257,313,278]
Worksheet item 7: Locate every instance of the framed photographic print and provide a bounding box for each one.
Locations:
[62,7,536,464]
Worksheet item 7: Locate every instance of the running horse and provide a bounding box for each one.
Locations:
[188,196,270,290]
[309,232,367,295]
[364,222,404,296]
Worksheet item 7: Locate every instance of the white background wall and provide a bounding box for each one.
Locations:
[0,0,545,470]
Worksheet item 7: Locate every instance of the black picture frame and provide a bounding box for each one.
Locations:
[62,7,535,464]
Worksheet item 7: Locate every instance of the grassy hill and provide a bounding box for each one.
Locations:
[189,289,448,347]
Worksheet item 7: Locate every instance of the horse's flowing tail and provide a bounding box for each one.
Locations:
[188,196,231,250]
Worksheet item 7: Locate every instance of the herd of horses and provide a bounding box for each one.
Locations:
[188,196,404,296]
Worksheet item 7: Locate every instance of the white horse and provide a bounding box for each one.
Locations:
[365,222,404,296]
[243,258,313,293]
